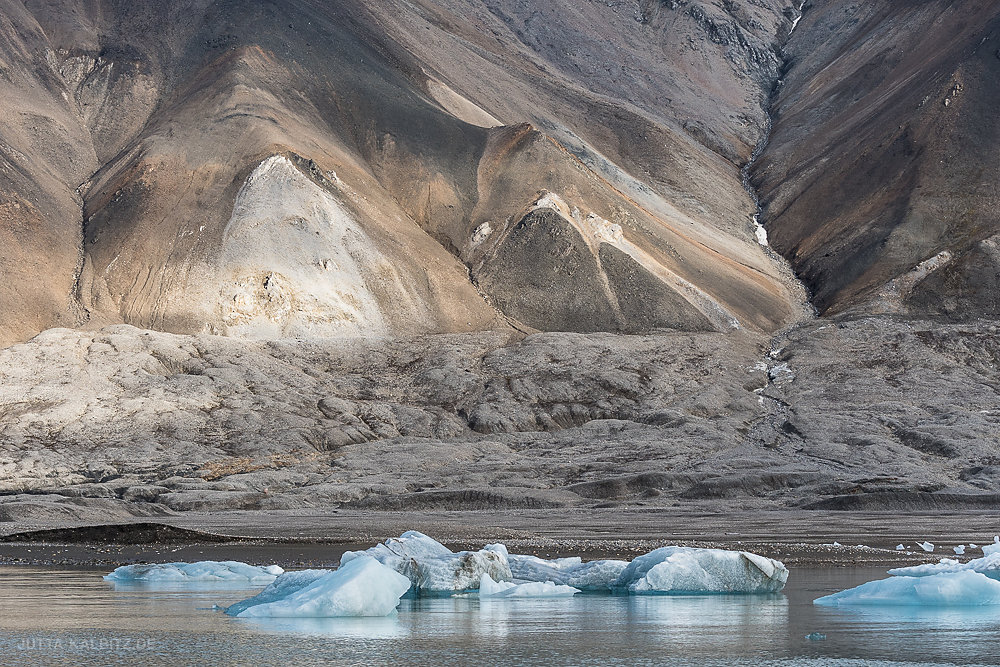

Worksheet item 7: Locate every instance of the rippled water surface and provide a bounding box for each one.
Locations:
[0,566,997,665]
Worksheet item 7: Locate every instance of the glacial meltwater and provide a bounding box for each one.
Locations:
[0,566,998,666]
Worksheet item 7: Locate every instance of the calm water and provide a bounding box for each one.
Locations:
[0,566,997,666]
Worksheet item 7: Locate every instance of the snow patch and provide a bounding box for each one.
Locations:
[753,215,769,246]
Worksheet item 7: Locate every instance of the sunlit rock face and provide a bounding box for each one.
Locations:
[0,0,810,345]
[215,156,390,338]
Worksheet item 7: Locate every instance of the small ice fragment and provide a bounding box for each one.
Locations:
[970,544,978,549]
[815,570,1000,606]
[229,556,411,618]
[804,632,827,641]
[478,573,579,598]
[104,561,283,583]
[984,537,1000,556]
[919,541,935,552]
[954,545,966,555]
[895,544,905,551]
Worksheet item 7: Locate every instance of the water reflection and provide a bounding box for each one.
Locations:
[816,604,1000,628]
[234,615,409,638]
[0,566,997,664]
[107,580,271,593]
[626,593,788,628]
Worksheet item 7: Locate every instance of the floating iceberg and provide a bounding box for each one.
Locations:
[333,533,786,597]
[814,571,1000,606]
[340,531,511,595]
[500,546,628,591]
[225,569,330,616]
[918,541,935,552]
[612,547,788,594]
[888,552,1000,581]
[478,573,579,598]
[228,556,411,618]
[105,561,283,583]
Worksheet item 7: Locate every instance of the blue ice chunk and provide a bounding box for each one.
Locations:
[814,570,1000,606]
[228,556,411,618]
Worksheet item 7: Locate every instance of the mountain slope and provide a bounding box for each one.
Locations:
[754,0,1000,318]
[0,0,808,346]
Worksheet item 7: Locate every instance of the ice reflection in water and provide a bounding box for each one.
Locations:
[0,566,997,665]
[235,615,409,639]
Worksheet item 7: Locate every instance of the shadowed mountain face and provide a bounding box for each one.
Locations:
[0,0,810,346]
[754,0,1000,318]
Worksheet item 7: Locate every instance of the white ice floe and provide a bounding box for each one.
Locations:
[478,573,579,598]
[896,545,906,551]
[612,547,788,594]
[888,552,1000,581]
[814,570,1000,607]
[919,541,935,552]
[500,546,628,592]
[954,545,966,555]
[228,556,411,618]
[340,531,512,595]
[105,561,283,583]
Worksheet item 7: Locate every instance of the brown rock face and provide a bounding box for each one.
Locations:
[754,0,1000,318]
[0,0,808,346]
